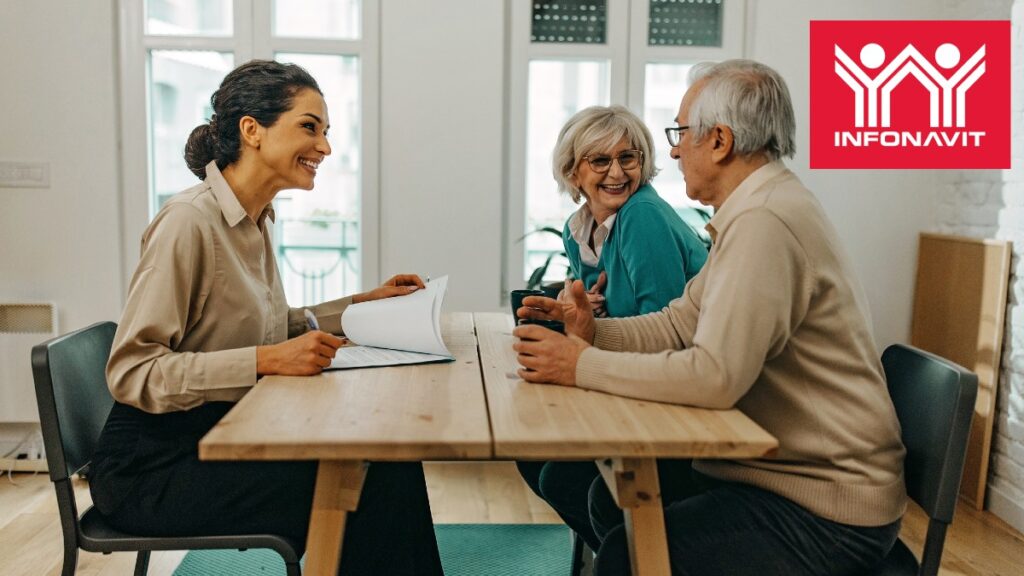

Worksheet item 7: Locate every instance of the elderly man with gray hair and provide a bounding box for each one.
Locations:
[513,59,906,575]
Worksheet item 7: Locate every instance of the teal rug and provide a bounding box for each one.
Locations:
[173,524,572,576]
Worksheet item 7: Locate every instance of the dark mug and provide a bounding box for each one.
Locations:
[510,289,545,320]
[516,318,565,336]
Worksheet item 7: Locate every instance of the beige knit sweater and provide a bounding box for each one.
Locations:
[575,161,907,527]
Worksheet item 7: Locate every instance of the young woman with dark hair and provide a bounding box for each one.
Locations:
[90,60,443,575]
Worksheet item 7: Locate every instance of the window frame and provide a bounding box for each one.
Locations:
[504,0,747,291]
[117,0,380,293]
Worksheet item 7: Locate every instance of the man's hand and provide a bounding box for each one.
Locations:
[353,274,426,303]
[512,325,590,385]
[257,330,345,376]
[519,279,597,344]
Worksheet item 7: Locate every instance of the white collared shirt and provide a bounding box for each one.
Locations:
[568,205,617,267]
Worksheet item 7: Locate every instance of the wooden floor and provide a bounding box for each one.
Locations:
[1,462,1022,575]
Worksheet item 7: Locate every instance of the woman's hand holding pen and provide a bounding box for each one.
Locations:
[259,273,425,375]
[352,274,426,304]
[256,330,345,376]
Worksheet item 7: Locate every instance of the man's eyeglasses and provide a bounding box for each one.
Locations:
[665,125,690,147]
[581,149,643,173]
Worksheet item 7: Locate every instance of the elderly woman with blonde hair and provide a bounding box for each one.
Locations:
[516,105,707,554]
[550,105,706,318]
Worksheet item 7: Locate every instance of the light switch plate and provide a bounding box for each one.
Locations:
[0,161,50,188]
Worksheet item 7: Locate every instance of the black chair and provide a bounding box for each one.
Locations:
[32,321,303,576]
[870,344,978,576]
[569,532,592,576]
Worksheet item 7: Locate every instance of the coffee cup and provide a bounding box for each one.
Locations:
[516,318,565,335]
[510,289,545,320]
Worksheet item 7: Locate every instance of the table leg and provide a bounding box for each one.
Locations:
[597,457,670,576]
[304,460,368,576]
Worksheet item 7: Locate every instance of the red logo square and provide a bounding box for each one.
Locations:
[810,21,1010,169]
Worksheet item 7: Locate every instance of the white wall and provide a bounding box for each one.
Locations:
[379,0,506,311]
[0,0,123,328]
[0,0,123,446]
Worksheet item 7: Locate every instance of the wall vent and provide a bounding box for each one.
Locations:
[0,303,55,333]
[0,303,57,422]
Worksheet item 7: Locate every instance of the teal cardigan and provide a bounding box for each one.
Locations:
[562,184,708,317]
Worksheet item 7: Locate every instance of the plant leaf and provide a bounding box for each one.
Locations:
[526,252,559,289]
[515,226,563,243]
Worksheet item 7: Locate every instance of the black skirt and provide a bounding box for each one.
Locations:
[88,401,444,575]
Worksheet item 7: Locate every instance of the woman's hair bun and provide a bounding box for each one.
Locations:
[184,122,217,179]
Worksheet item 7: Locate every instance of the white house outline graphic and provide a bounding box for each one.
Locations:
[834,42,985,128]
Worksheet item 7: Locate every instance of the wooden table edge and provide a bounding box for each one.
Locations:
[197,441,495,462]
[491,441,779,461]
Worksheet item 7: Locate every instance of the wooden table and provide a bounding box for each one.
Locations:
[199,313,492,575]
[200,312,778,576]
[475,313,778,575]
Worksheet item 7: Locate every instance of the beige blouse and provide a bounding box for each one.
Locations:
[107,162,350,414]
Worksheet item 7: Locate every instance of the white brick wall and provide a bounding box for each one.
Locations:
[935,171,1002,239]
[939,0,1024,533]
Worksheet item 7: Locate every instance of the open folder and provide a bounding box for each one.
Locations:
[327,275,454,370]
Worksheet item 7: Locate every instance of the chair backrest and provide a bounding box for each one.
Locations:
[31,321,117,482]
[882,344,977,523]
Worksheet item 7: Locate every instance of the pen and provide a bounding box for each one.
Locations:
[303,308,320,331]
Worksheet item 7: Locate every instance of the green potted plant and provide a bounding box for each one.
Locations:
[520,226,571,298]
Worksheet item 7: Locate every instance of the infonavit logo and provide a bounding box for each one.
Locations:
[810,21,1010,169]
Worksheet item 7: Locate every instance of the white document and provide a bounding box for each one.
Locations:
[328,275,453,370]
[329,346,452,370]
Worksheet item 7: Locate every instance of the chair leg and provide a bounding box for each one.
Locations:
[570,532,585,576]
[285,561,302,576]
[60,540,78,576]
[133,550,151,576]
[920,520,949,576]
[55,481,80,576]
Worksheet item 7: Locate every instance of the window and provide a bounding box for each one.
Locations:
[507,0,746,286]
[272,52,362,304]
[119,0,379,305]
[149,50,234,209]
[524,60,611,283]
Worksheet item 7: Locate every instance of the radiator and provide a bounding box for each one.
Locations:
[0,303,57,422]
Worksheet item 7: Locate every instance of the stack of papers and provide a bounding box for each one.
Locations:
[328,275,454,370]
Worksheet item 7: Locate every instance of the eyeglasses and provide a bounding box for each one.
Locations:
[665,125,690,147]
[581,149,643,173]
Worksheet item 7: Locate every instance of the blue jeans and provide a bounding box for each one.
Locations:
[588,463,901,576]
